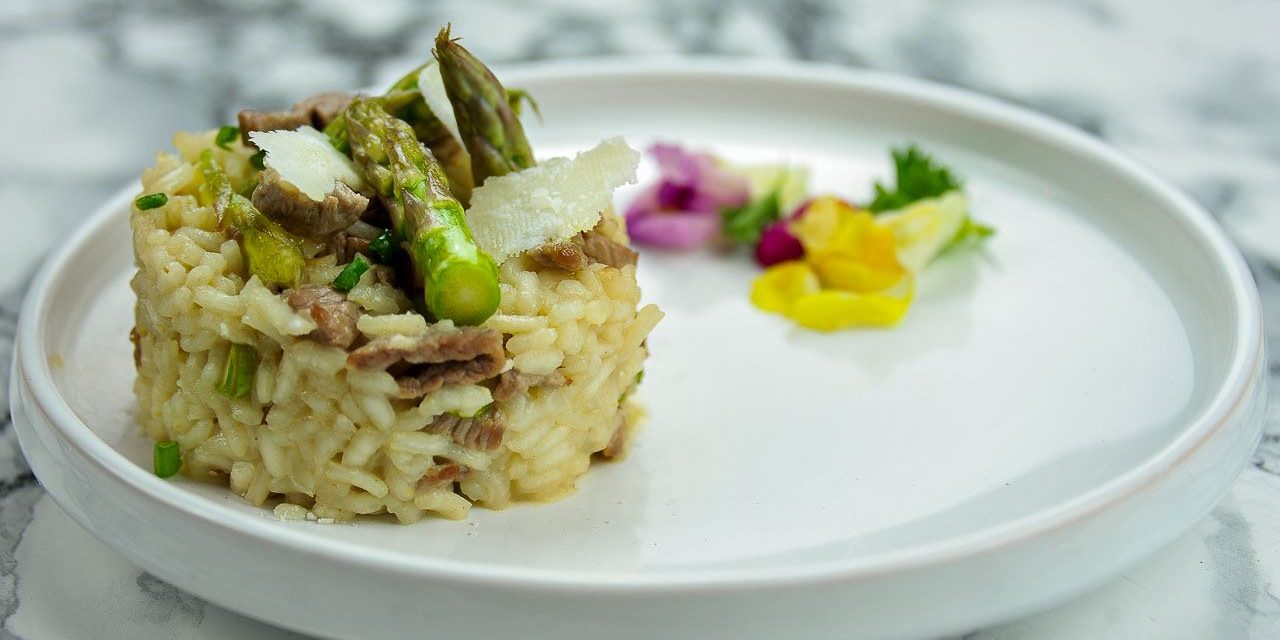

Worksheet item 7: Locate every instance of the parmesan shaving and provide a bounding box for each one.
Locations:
[249,127,365,201]
[465,137,640,263]
[418,61,463,147]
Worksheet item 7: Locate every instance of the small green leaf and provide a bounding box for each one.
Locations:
[721,174,787,245]
[942,217,996,254]
[134,193,168,211]
[368,230,397,263]
[333,254,371,292]
[153,440,182,478]
[867,145,964,213]
[506,88,542,121]
[218,343,258,399]
[215,125,240,150]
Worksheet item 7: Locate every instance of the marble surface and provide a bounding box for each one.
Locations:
[3,0,1280,638]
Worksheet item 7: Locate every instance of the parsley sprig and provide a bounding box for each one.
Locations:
[867,145,963,213]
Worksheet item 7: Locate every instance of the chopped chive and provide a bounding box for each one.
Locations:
[218,343,257,399]
[153,440,181,478]
[215,125,239,150]
[250,149,267,170]
[333,254,371,292]
[368,230,396,263]
[635,369,645,384]
[134,193,168,210]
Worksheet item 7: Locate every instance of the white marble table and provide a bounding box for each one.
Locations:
[3,0,1280,637]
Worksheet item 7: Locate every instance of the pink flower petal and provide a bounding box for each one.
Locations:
[624,143,757,251]
[627,210,722,250]
[624,184,663,221]
[650,143,709,186]
[648,142,750,210]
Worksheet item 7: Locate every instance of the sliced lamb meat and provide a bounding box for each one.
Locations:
[326,231,350,263]
[238,110,311,143]
[238,91,354,144]
[286,285,361,349]
[346,236,371,258]
[326,232,373,264]
[492,369,567,402]
[580,228,638,268]
[293,91,354,129]
[129,326,142,368]
[527,220,637,273]
[347,326,505,399]
[425,411,505,451]
[251,169,370,238]
[418,461,466,489]
[600,412,630,459]
[529,241,589,272]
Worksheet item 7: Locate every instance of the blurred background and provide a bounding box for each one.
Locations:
[3,0,1280,638]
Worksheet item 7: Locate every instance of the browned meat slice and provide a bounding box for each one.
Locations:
[251,169,369,238]
[529,241,588,272]
[527,220,638,274]
[129,326,142,368]
[237,110,311,143]
[238,91,355,144]
[425,411,505,451]
[293,91,353,129]
[600,412,630,459]
[418,461,466,489]
[492,370,567,402]
[346,236,371,258]
[326,233,374,264]
[347,326,505,399]
[580,228,638,268]
[286,285,361,349]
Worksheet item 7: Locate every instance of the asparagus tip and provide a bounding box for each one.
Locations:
[435,24,457,52]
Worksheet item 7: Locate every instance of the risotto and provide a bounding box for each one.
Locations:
[129,29,661,522]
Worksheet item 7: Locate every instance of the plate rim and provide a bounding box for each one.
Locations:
[14,57,1264,591]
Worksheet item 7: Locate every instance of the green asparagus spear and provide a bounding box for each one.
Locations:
[344,98,499,325]
[198,150,304,287]
[324,70,476,203]
[434,26,535,186]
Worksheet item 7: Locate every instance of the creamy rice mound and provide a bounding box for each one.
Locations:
[131,131,661,522]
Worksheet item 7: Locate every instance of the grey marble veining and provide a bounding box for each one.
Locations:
[3,0,1280,638]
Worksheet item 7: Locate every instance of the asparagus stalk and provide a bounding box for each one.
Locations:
[344,98,500,325]
[434,26,535,186]
[324,69,476,203]
[198,149,304,287]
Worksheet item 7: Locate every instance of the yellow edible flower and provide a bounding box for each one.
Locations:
[790,197,905,292]
[788,280,914,331]
[750,261,821,314]
[751,197,916,330]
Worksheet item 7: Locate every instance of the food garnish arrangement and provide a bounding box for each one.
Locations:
[130,26,988,522]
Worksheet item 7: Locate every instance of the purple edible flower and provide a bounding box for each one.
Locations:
[754,220,805,267]
[625,143,751,249]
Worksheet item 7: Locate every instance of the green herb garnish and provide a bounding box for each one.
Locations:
[215,125,240,150]
[333,254,371,292]
[153,441,181,478]
[218,343,257,399]
[250,149,267,170]
[867,145,963,213]
[368,230,396,263]
[721,177,785,245]
[134,193,168,211]
[943,217,996,252]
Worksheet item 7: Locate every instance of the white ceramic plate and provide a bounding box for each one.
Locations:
[11,59,1266,640]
